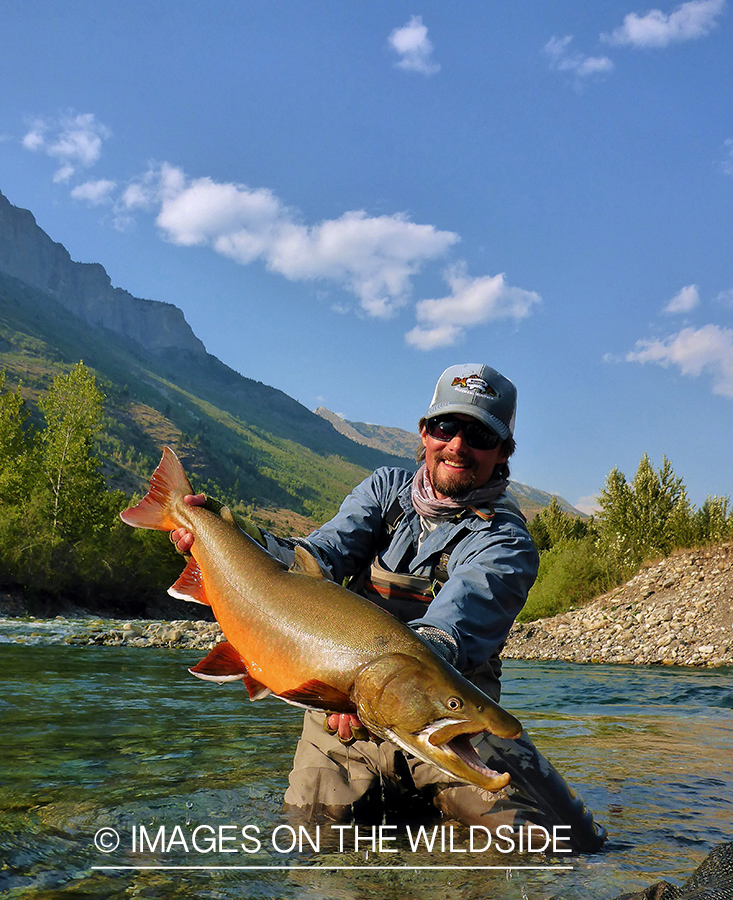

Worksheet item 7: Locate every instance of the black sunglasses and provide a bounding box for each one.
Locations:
[425,416,501,451]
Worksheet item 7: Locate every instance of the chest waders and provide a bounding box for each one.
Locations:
[346,496,528,699]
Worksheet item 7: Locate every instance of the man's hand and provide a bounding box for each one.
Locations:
[324,713,371,745]
[170,494,206,553]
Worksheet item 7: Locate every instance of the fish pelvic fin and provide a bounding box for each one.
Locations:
[168,557,209,606]
[189,642,271,700]
[119,447,193,531]
[279,679,354,712]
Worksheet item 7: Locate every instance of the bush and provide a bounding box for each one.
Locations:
[518,535,622,622]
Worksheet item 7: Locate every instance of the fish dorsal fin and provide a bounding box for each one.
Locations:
[290,546,325,579]
[168,557,209,605]
[220,506,235,524]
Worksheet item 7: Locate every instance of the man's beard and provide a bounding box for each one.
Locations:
[428,453,478,497]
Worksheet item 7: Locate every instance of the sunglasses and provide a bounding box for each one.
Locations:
[425,416,501,451]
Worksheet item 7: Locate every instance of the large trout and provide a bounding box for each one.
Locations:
[120,447,521,791]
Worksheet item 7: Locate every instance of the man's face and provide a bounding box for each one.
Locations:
[421,414,508,499]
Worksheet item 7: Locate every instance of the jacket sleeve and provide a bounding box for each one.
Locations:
[409,519,539,676]
[264,468,402,584]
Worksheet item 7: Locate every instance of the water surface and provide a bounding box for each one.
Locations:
[1,637,731,899]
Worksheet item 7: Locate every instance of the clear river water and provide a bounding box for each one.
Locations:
[1,622,732,900]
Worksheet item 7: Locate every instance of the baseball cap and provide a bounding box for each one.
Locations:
[424,363,517,439]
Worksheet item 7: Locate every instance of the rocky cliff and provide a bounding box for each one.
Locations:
[0,190,205,356]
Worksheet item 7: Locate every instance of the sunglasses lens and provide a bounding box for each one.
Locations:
[427,417,499,450]
[427,418,460,442]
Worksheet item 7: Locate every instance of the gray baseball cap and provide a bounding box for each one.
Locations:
[424,363,517,439]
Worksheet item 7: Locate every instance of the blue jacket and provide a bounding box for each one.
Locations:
[299,467,539,698]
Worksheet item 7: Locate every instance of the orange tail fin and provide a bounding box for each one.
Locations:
[119,447,193,532]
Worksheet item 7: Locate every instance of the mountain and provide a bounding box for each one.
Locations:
[314,408,584,518]
[0,191,205,356]
[313,406,420,458]
[0,189,580,528]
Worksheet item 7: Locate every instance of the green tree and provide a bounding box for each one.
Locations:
[598,454,688,569]
[38,362,107,542]
[694,495,732,545]
[0,373,34,506]
[528,497,589,552]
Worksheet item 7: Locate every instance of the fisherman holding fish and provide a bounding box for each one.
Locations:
[166,363,606,852]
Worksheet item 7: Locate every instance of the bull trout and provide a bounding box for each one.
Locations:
[120,447,522,791]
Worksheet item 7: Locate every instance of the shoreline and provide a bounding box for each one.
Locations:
[2,542,731,669]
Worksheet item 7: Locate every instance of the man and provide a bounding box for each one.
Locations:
[171,363,606,851]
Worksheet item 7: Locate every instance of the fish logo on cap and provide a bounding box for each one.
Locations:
[451,375,497,396]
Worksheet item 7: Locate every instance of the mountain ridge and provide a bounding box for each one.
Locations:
[0,188,581,524]
[314,407,584,517]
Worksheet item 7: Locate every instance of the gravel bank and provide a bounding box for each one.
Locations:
[504,542,733,668]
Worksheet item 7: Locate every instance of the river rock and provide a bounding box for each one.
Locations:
[504,542,733,667]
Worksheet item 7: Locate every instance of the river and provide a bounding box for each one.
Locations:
[1,625,732,899]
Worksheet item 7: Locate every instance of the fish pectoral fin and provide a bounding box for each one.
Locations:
[168,557,209,606]
[289,546,326,579]
[279,679,353,712]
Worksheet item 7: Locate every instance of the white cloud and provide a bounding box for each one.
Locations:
[388,16,441,75]
[21,117,539,343]
[626,324,733,397]
[544,35,614,80]
[715,288,733,307]
[602,0,726,48]
[575,494,601,516]
[21,112,111,183]
[405,264,541,350]
[664,284,700,314]
[70,179,117,206]
[141,164,458,318]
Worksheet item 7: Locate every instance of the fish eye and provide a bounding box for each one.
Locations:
[447,697,463,711]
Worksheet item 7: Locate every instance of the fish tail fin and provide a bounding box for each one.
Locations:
[119,447,193,531]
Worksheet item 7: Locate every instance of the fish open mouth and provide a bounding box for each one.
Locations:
[445,732,505,780]
[398,718,515,791]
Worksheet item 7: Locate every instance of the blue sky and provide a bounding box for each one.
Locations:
[1,0,731,512]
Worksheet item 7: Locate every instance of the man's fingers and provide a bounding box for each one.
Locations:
[323,713,369,745]
[184,494,206,506]
[337,716,353,743]
[170,529,194,553]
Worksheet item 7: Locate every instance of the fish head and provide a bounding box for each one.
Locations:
[352,652,522,792]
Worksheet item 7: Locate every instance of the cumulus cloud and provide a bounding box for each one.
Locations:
[21,114,540,344]
[602,0,726,48]
[626,325,733,397]
[664,284,700,314]
[136,163,458,318]
[22,112,111,183]
[575,495,601,516]
[544,35,614,80]
[70,179,117,206]
[388,16,441,75]
[405,264,541,350]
